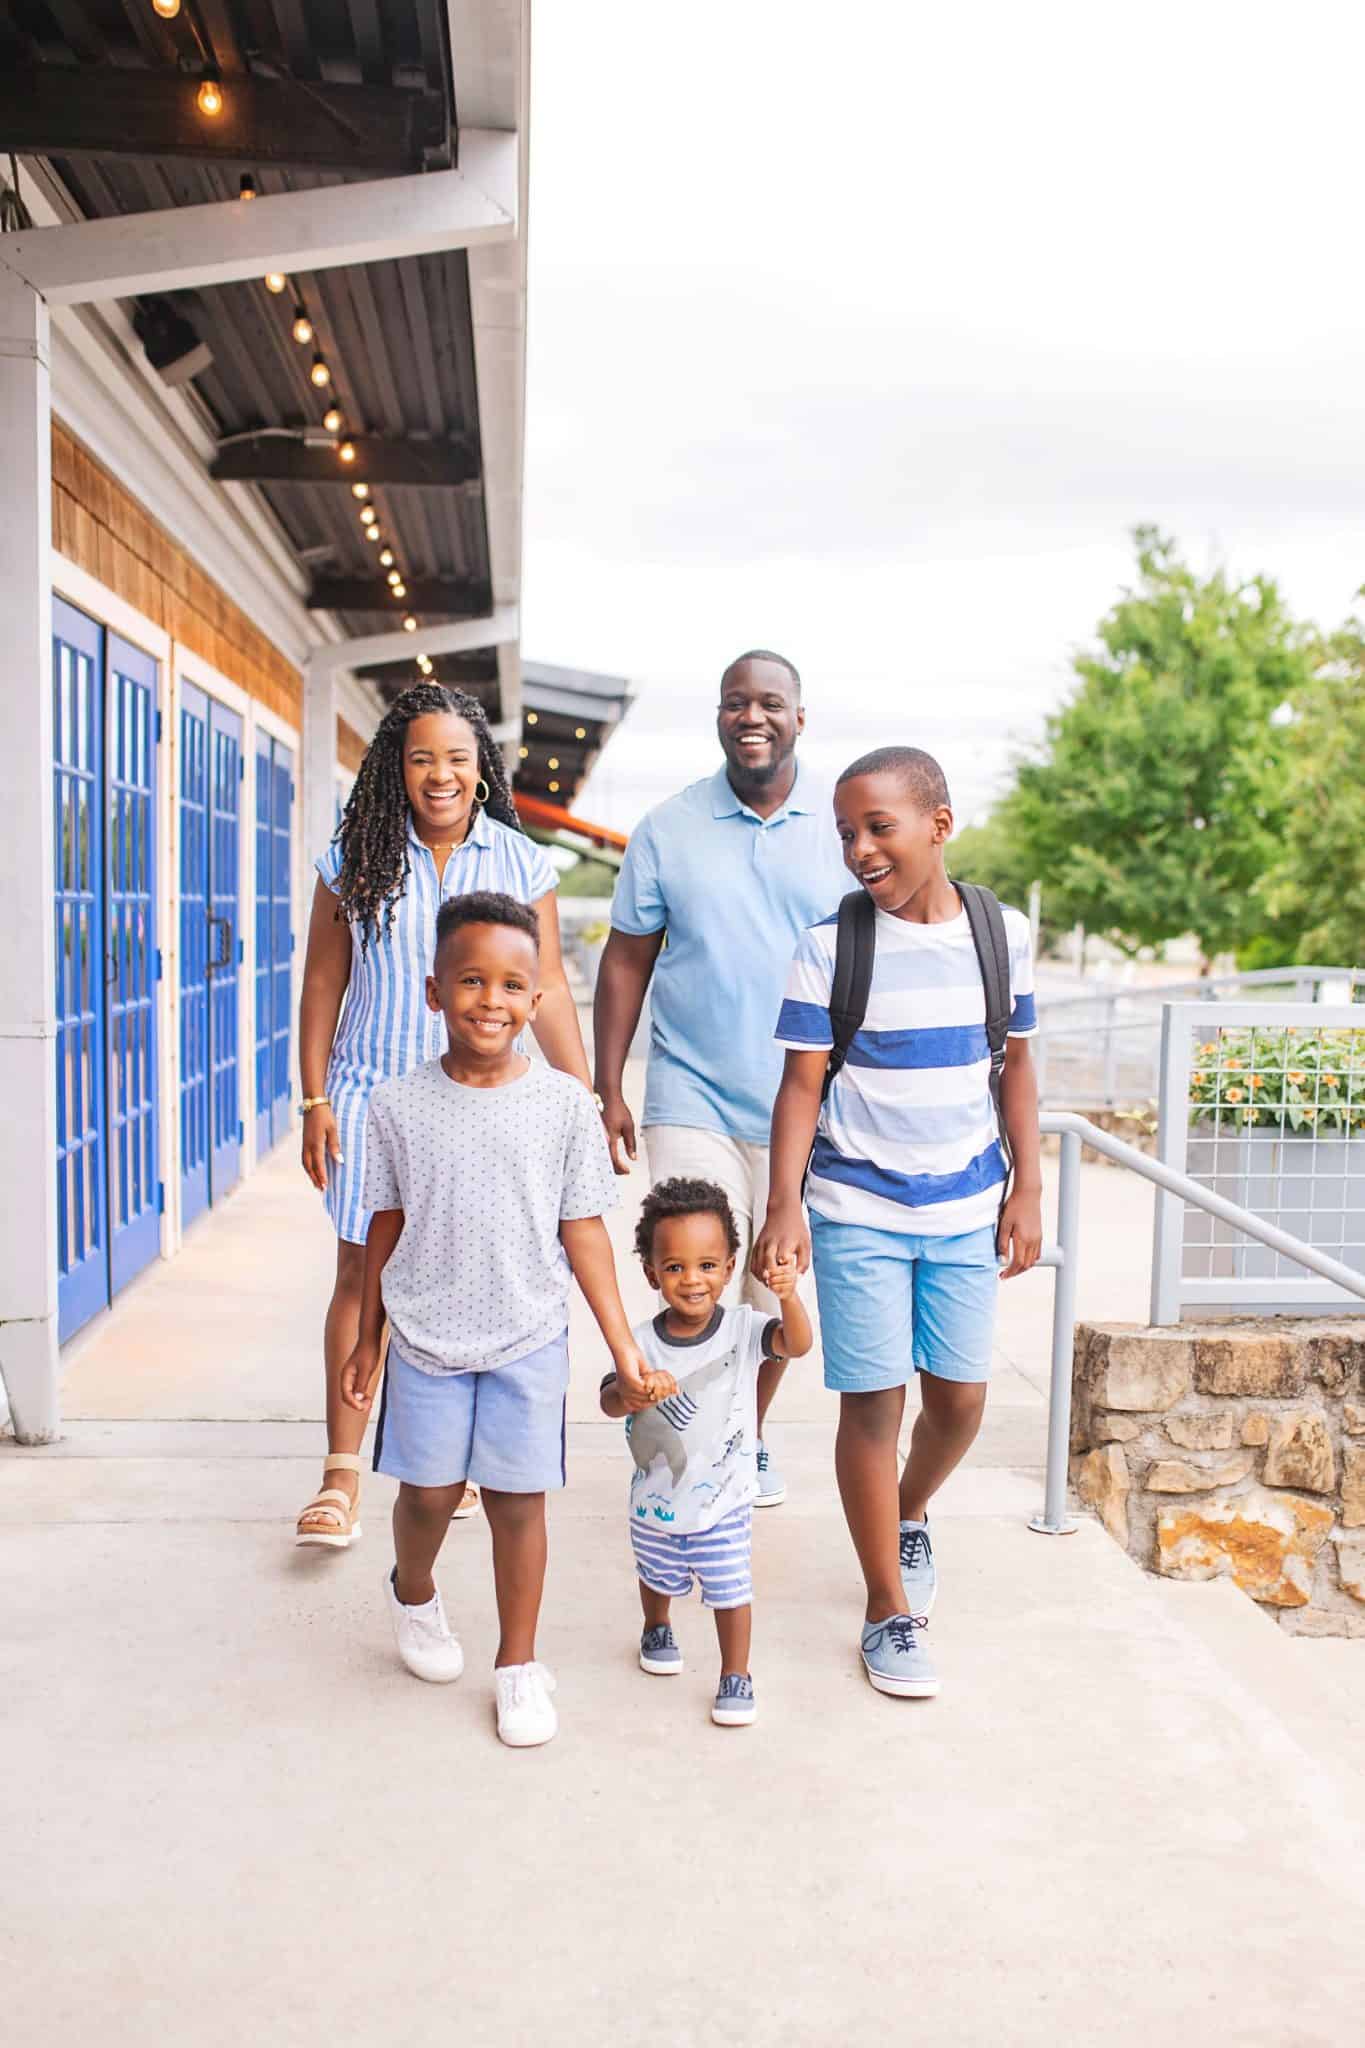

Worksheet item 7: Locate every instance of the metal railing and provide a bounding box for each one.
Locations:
[1029,1110,1365,1537]
[1034,966,1357,1110]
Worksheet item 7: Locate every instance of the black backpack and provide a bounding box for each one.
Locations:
[817,881,1014,1195]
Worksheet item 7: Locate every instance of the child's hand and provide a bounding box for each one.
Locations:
[997,1185,1044,1279]
[752,1202,811,1282]
[763,1249,799,1300]
[340,1342,381,1411]
[613,1344,675,1412]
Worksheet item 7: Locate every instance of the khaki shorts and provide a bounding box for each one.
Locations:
[644,1123,817,1321]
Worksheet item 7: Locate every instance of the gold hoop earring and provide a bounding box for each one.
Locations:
[475,777,491,806]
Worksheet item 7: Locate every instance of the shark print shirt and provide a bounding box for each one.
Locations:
[612,1305,777,1535]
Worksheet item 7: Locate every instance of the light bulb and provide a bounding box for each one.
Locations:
[264,272,287,295]
[322,406,342,432]
[548,757,560,770]
[402,615,417,632]
[338,440,356,463]
[518,746,529,760]
[526,711,538,725]
[392,582,407,598]
[239,174,258,202]
[418,657,432,674]
[378,548,394,567]
[310,355,331,388]
[386,569,401,588]
[153,0,182,18]
[351,481,369,501]
[365,527,382,544]
[291,310,313,345]
[548,781,560,794]
[197,76,224,118]
[359,508,377,528]
[575,727,587,739]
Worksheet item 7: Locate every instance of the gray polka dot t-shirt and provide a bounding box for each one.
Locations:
[363,1060,617,1375]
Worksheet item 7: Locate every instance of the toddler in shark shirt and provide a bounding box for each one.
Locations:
[600,1175,812,1727]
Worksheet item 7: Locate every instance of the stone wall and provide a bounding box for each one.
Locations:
[1070,1319,1365,1636]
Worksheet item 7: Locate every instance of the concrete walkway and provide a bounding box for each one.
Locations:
[5,1078,1365,2045]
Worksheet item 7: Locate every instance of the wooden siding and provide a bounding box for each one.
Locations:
[51,419,302,724]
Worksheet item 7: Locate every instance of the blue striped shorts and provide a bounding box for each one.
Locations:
[630,1504,753,1610]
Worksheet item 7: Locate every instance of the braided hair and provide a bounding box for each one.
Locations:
[332,683,521,946]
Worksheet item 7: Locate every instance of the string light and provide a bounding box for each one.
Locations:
[402,615,417,632]
[292,308,313,345]
[575,727,587,739]
[309,355,331,388]
[239,175,258,202]
[548,757,560,770]
[338,440,356,463]
[351,481,370,501]
[322,405,342,432]
[518,746,529,760]
[196,74,224,118]
[548,781,560,794]
[378,548,395,567]
[359,506,377,527]
[386,569,402,588]
[265,272,287,295]
[365,526,382,544]
[152,0,182,18]
[526,712,538,725]
[392,582,407,598]
[417,655,433,675]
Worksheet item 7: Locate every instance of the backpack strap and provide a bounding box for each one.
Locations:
[823,888,877,1102]
[955,882,1013,1196]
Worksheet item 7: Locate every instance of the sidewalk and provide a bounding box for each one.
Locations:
[5,1073,1365,2045]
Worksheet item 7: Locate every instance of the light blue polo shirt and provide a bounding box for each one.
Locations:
[610,764,849,1144]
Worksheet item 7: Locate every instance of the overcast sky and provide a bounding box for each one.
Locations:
[520,1,1365,832]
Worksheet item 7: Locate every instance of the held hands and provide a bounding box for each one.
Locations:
[751,1202,811,1285]
[760,1249,799,1300]
[997,1185,1044,1279]
[612,1341,677,1413]
[340,1341,382,1412]
[301,1103,343,1192]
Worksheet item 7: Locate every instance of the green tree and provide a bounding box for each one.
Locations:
[993,528,1311,964]
[1257,629,1365,967]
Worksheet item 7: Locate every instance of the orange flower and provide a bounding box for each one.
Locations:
[1192,1071,1205,1086]
[1288,1070,1306,1085]
[1251,1075,1265,1090]
[1223,1057,1242,1071]
[1322,1072,1338,1086]
[1225,1086,1245,1104]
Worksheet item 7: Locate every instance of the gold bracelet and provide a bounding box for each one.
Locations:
[299,1095,331,1115]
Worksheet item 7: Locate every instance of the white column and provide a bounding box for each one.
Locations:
[0,272,59,1442]
[302,653,338,881]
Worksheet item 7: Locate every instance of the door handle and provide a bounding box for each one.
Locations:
[206,914,233,973]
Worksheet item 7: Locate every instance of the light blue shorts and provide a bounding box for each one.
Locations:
[810,1212,1000,1393]
[630,1504,754,1610]
[373,1331,569,1493]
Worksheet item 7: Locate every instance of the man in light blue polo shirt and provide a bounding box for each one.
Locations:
[593,650,848,1503]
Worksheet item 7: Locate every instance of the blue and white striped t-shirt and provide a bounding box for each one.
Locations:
[774,900,1037,1237]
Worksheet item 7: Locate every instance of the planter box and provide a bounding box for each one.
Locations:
[1185,1126,1365,1284]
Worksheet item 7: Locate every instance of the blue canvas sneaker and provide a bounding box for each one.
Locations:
[899,1519,936,1617]
[755,1440,787,1507]
[711,1673,757,1726]
[860,1614,940,1698]
[639,1623,683,1675]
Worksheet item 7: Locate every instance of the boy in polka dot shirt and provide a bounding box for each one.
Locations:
[342,890,673,1747]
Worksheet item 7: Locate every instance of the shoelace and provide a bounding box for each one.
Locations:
[885,1615,928,1656]
[899,1526,931,1573]
[717,1675,754,1701]
[504,1662,549,1710]
[642,1626,674,1654]
[756,1445,769,1474]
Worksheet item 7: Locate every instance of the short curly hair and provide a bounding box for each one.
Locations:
[434,889,540,959]
[634,1177,741,1265]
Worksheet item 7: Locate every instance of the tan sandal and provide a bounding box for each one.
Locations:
[451,1482,481,1522]
[296,1454,364,1549]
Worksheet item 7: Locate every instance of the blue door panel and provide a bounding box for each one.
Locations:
[209,699,243,1199]
[53,600,108,1343]
[107,636,160,1298]
[179,682,210,1228]
[254,733,294,1157]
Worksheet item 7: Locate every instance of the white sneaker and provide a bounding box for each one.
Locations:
[495,1661,559,1747]
[385,1571,464,1683]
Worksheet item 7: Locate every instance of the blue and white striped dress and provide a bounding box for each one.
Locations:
[316,811,557,1243]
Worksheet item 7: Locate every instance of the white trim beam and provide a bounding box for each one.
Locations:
[0,134,516,307]
[309,607,519,680]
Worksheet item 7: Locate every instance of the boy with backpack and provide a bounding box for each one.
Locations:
[752,746,1042,1700]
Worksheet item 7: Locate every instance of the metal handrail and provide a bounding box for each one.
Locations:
[1036,965,1355,1019]
[1029,1110,1365,1536]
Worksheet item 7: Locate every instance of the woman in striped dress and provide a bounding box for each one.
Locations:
[294,682,593,1546]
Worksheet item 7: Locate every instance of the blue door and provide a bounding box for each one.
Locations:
[180,685,244,1227]
[106,636,161,1297]
[53,601,109,1342]
[254,732,294,1156]
[53,604,162,1341]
